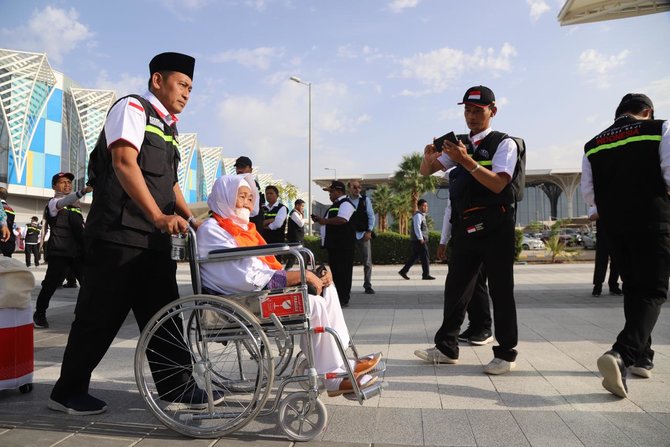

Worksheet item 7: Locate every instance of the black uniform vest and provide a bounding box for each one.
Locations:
[1,201,15,243]
[323,197,355,249]
[86,95,180,251]
[250,179,265,229]
[410,211,428,241]
[287,209,305,242]
[45,204,84,257]
[448,131,516,213]
[262,203,288,243]
[585,116,669,233]
[350,195,371,232]
[25,223,41,244]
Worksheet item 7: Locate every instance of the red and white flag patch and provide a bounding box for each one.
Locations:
[467,91,481,101]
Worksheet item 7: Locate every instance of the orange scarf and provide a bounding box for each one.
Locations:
[211,212,282,270]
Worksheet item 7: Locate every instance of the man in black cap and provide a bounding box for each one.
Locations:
[582,93,670,398]
[416,85,522,375]
[234,156,265,229]
[33,172,92,329]
[49,52,216,415]
[313,180,356,306]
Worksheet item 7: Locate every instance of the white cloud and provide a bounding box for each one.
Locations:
[210,47,285,70]
[527,0,550,22]
[398,43,517,93]
[644,76,670,111]
[337,44,384,62]
[94,70,145,98]
[388,0,422,13]
[1,6,93,64]
[578,49,630,88]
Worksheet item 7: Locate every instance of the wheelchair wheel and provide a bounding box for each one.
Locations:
[278,391,328,442]
[135,295,274,438]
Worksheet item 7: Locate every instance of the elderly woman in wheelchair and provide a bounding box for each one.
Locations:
[196,174,382,397]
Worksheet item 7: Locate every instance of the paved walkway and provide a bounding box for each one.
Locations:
[0,262,668,447]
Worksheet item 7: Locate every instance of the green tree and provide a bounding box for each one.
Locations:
[390,193,413,235]
[276,182,299,205]
[372,185,394,231]
[392,152,440,213]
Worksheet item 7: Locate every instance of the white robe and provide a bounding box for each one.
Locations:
[197,218,351,374]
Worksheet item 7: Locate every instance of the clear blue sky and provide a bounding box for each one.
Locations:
[2,0,669,204]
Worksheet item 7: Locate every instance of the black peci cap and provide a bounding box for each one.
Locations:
[234,156,253,168]
[149,52,195,80]
[458,85,496,108]
[323,180,346,192]
[617,93,653,111]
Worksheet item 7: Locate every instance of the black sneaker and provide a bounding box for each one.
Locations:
[597,350,628,398]
[162,384,226,410]
[48,394,107,415]
[592,284,602,296]
[630,358,653,378]
[469,329,494,346]
[364,287,376,294]
[458,327,475,342]
[63,282,78,289]
[33,312,49,329]
[398,270,410,280]
[609,286,623,295]
[422,275,436,280]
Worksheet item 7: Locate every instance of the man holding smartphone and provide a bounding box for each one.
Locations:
[415,85,521,375]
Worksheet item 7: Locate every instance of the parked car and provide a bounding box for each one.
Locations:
[522,234,545,250]
[581,233,596,249]
[541,228,583,247]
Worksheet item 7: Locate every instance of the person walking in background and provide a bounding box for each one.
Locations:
[398,199,434,281]
[415,85,521,375]
[348,180,376,294]
[50,52,206,415]
[33,173,91,329]
[261,185,288,244]
[0,205,9,243]
[589,206,622,296]
[0,187,16,258]
[284,198,307,270]
[582,93,670,398]
[234,156,265,229]
[24,216,42,267]
[438,200,493,346]
[313,180,356,307]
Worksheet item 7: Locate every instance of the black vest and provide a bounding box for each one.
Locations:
[448,131,517,213]
[1,201,15,243]
[250,179,265,229]
[287,209,305,242]
[323,197,355,249]
[350,195,371,232]
[25,222,41,244]
[45,204,84,257]
[585,116,669,233]
[410,211,428,241]
[86,95,180,251]
[262,203,287,243]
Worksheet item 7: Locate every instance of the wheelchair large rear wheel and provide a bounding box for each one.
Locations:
[135,295,274,438]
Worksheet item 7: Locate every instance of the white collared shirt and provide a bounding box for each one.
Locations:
[104,90,178,152]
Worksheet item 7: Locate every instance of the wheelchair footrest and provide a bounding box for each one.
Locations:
[343,381,386,402]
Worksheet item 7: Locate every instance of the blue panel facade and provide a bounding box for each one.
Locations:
[47,89,63,121]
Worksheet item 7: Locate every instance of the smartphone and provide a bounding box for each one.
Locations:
[433,131,459,151]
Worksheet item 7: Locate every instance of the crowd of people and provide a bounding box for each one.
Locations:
[0,50,666,415]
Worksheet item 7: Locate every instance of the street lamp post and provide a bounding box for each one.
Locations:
[290,75,312,234]
[324,167,337,180]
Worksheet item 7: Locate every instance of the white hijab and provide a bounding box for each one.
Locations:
[207,174,258,227]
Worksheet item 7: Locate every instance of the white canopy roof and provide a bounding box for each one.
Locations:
[557,0,670,25]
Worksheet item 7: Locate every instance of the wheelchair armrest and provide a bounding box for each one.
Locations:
[205,243,291,261]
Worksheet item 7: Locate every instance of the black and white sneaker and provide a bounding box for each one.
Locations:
[597,350,628,398]
[469,329,494,346]
[48,394,107,415]
[33,312,49,329]
[458,327,475,342]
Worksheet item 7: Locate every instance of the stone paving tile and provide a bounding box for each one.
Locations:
[372,407,424,446]
[467,410,529,447]
[602,411,670,447]
[556,411,634,446]
[421,409,476,447]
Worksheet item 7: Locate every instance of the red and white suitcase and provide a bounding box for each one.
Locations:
[0,306,34,393]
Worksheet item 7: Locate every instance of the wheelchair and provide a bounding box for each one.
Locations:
[134,226,385,441]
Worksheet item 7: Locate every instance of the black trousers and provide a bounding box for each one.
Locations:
[0,240,15,257]
[462,268,492,332]
[434,212,517,362]
[400,240,430,277]
[327,243,354,305]
[25,244,40,267]
[606,229,670,367]
[51,240,192,400]
[593,229,619,288]
[35,255,84,313]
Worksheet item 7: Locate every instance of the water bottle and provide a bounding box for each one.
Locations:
[171,233,187,261]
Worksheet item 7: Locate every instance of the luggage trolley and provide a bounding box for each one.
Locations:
[134,227,385,440]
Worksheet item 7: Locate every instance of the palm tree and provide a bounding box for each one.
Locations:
[276,182,299,205]
[390,193,413,234]
[371,185,394,231]
[392,152,440,212]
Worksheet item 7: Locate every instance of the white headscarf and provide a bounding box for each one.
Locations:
[207,174,258,227]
